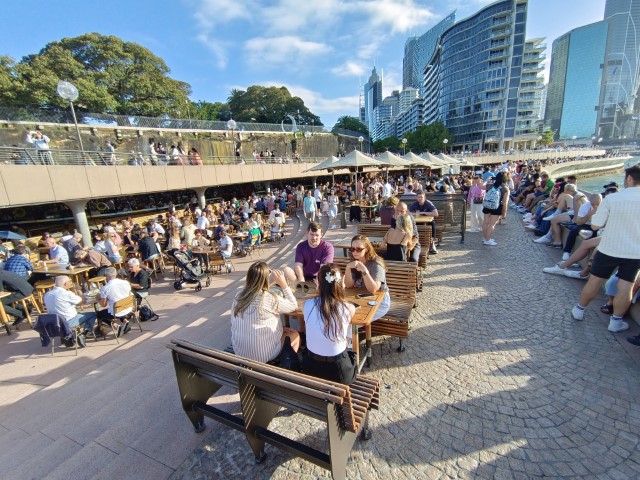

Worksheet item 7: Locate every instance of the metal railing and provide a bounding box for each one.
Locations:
[0,146,327,167]
[0,106,327,134]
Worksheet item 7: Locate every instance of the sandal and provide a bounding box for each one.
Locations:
[600,304,614,314]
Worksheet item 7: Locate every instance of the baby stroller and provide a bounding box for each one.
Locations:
[168,249,212,292]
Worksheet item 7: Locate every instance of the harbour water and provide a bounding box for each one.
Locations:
[574,156,638,193]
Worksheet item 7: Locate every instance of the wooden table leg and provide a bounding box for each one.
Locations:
[0,303,11,335]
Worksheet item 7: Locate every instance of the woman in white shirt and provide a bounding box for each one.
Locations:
[302,264,357,385]
[231,262,300,363]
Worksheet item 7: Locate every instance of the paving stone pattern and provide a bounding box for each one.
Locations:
[171,216,640,480]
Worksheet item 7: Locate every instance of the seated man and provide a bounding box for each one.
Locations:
[74,248,112,277]
[44,236,69,265]
[217,231,234,266]
[61,231,84,264]
[127,258,151,303]
[3,245,35,282]
[43,275,97,345]
[0,269,34,330]
[283,222,334,283]
[96,267,133,337]
[408,191,438,254]
[519,172,554,212]
[137,231,160,262]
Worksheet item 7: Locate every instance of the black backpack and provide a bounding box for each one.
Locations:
[139,305,158,322]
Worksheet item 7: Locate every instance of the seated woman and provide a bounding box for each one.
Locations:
[190,229,211,269]
[302,264,357,385]
[104,232,122,263]
[382,214,413,262]
[344,235,390,321]
[230,262,300,364]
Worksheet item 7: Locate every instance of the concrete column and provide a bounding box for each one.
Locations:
[264,181,271,193]
[312,177,317,188]
[65,200,92,248]
[194,187,207,209]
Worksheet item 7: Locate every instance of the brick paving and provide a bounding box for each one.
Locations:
[171,215,640,479]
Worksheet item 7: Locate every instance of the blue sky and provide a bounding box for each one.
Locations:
[1,0,605,128]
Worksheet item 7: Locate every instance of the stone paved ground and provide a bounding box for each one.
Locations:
[171,215,640,480]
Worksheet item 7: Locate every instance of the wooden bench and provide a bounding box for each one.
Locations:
[356,224,430,274]
[333,258,418,352]
[168,339,380,480]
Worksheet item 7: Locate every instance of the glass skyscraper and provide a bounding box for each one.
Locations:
[545,22,608,140]
[596,0,640,140]
[362,67,382,135]
[423,0,538,152]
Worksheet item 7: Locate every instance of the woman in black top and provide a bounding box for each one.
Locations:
[481,171,510,246]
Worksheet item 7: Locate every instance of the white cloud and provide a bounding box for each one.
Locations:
[331,61,367,77]
[261,0,344,34]
[357,0,436,34]
[244,36,331,66]
[196,33,228,69]
[260,81,359,116]
[190,0,254,30]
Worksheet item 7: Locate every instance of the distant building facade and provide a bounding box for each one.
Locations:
[545,22,608,141]
[361,67,383,136]
[423,0,537,152]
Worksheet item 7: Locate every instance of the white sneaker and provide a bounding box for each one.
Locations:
[571,305,585,321]
[523,213,533,221]
[608,318,629,333]
[543,265,565,275]
[534,236,551,244]
[562,252,571,261]
[542,215,555,221]
[564,270,587,280]
[483,239,497,246]
[525,223,538,230]
[468,228,481,232]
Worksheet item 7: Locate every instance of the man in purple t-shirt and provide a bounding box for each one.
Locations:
[283,222,334,282]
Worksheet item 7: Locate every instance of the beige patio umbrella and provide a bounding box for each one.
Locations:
[305,155,340,184]
[330,150,385,197]
[375,151,413,182]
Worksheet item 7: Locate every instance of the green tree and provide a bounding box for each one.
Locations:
[540,129,555,146]
[6,33,191,117]
[405,121,451,153]
[191,100,230,121]
[372,136,400,153]
[227,85,322,126]
[331,115,369,136]
[0,56,20,107]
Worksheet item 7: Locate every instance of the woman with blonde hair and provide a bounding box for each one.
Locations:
[345,235,390,320]
[302,263,357,384]
[231,262,300,364]
[382,213,413,261]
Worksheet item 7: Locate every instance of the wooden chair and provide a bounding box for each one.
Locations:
[12,293,41,327]
[113,295,143,333]
[87,275,106,289]
[34,279,55,310]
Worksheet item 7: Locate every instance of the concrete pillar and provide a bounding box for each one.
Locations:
[65,200,92,248]
[312,177,317,188]
[194,187,207,209]
[264,181,271,193]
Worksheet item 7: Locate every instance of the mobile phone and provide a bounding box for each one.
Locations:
[357,293,375,298]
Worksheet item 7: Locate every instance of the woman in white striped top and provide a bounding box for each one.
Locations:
[231,262,300,363]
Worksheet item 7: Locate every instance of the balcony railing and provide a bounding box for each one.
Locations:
[0,146,326,167]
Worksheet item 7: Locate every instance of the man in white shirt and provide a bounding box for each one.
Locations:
[97,267,133,337]
[217,231,234,260]
[382,180,394,198]
[44,276,97,344]
[572,164,640,335]
[196,213,210,231]
[44,237,69,265]
[313,187,323,211]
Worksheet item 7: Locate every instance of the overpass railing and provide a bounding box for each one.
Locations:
[0,146,326,167]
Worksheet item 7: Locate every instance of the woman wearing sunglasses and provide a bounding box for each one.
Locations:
[344,235,390,321]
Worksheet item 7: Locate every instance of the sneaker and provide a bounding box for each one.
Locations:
[468,228,481,232]
[77,333,86,348]
[429,246,438,254]
[626,335,640,346]
[523,213,533,221]
[608,318,629,333]
[534,236,551,244]
[543,265,565,275]
[525,223,538,230]
[564,270,588,280]
[114,323,124,338]
[542,215,556,221]
[571,305,584,321]
[562,252,571,261]
[483,239,497,246]
[123,321,132,335]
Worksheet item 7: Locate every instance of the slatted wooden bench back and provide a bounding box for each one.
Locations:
[168,338,380,480]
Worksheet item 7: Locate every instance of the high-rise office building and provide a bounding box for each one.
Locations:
[363,67,383,135]
[423,0,537,152]
[403,13,455,97]
[545,22,608,140]
[596,0,640,140]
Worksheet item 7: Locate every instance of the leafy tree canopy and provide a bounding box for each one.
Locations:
[404,121,451,153]
[227,85,322,126]
[541,130,555,145]
[191,100,231,122]
[2,33,191,117]
[372,136,401,153]
[331,115,368,136]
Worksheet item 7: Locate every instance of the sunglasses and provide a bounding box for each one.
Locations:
[350,247,365,253]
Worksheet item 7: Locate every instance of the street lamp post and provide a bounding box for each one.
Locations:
[571,135,577,147]
[227,119,237,160]
[304,131,312,159]
[56,81,84,156]
[443,138,449,154]
[358,136,364,152]
[402,138,407,155]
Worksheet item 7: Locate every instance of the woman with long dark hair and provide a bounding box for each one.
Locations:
[481,171,510,246]
[231,262,300,363]
[344,235,390,320]
[302,264,357,384]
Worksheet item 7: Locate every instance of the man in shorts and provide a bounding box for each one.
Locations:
[283,222,334,283]
[572,164,640,335]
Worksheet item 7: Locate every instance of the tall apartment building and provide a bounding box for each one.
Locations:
[403,13,455,97]
[423,0,536,152]
[362,67,383,135]
[545,22,608,140]
[596,0,640,140]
